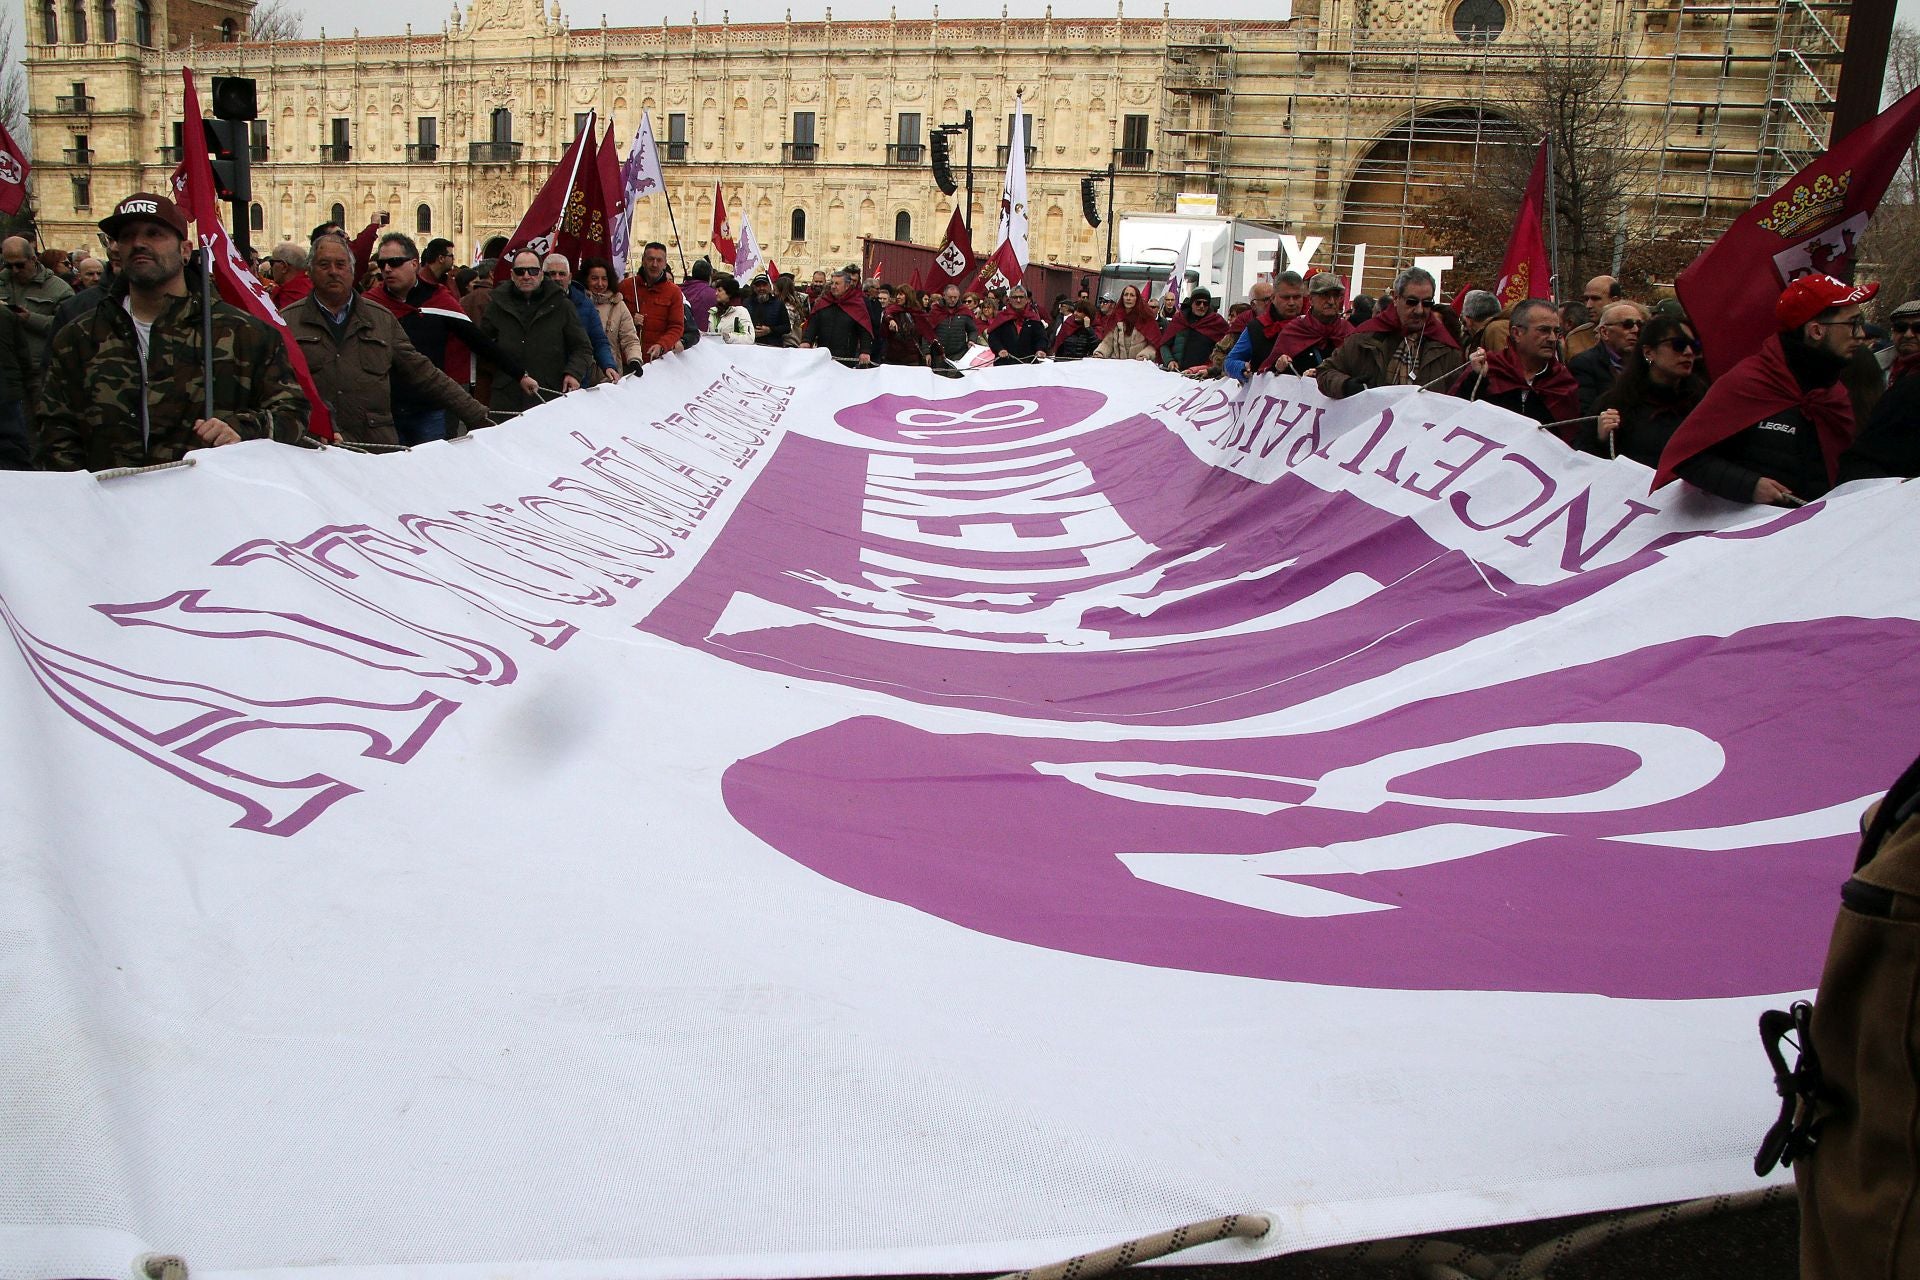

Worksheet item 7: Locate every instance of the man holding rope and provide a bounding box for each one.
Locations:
[38,193,309,471]
[478,247,593,419]
[1313,266,1463,398]
[1452,298,1583,439]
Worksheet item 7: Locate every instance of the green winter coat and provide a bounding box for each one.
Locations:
[478,279,592,416]
[37,275,310,472]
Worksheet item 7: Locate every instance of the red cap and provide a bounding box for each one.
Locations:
[99,192,190,241]
[1776,273,1878,330]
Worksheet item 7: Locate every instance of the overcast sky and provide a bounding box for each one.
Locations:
[298,0,1911,82]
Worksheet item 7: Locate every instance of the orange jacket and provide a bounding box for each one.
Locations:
[620,274,686,358]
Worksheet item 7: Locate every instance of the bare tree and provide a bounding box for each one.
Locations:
[1860,22,1920,299]
[248,0,306,40]
[0,10,27,151]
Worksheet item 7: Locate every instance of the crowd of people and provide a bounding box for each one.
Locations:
[5,187,1917,505]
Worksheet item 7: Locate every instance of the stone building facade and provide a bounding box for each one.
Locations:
[23,0,1849,291]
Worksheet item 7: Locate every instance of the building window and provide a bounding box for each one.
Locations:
[327,118,351,162]
[56,80,90,112]
[889,113,922,165]
[574,112,593,140]
[66,132,91,164]
[410,117,437,162]
[98,0,115,42]
[790,207,806,241]
[491,108,512,144]
[787,111,817,163]
[894,211,911,241]
[666,112,687,161]
[67,0,86,43]
[72,173,90,209]
[40,0,56,43]
[1452,0,1505,42]
[249,119,267,161]
[416,203,431,234]
[163,119,184,163]
[133,0,150,45]
[219,17,235,40]
[999,113,1037,167]
[330,202,346,227]
[250,202,264,232]
[1120,115,1150,168]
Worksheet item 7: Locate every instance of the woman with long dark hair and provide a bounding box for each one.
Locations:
[1580,313,1709,467]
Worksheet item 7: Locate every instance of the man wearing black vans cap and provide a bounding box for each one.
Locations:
[37,191,309,471]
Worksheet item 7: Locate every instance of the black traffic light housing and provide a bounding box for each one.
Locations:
[1081,174,1103,228]
[931,129,957,196]
[202,119,251,204]
[207,76,258,249]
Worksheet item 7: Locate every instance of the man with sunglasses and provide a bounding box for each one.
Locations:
[361,231,523,443]
[1316,266,1463,399]
[1570,300,1649,413]
[478,248,592,417]
[1655,273,1875,506]
[1880,298,1920,385]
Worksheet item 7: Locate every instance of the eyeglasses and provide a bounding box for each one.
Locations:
[1893,321,1920,334]
[1604,318,1643,330]
[544,269,568,278]
[1656,338,1702,355]
[1192,300,1211,308]
[1531,325,1566,337]
[376,257,413,270]
[510,266,542,276]
[1400,296,1434,309]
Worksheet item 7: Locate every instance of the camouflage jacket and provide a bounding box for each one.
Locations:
[37,276,310,472]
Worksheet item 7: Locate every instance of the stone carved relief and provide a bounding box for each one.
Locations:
[486,67,514,105]
[485,183,514,216]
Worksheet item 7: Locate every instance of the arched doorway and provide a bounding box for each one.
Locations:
[1335,106,1529,292]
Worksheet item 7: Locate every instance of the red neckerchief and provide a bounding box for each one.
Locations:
[1269,312,1355,364]
[1161,306,1229,347]
[1891,350,1920,384]
[1257,302,1292,340]
[1093,307,1121,337]
[1653,332,1854,490]
[885,301,935,342]
[986,304,1045,332]
[928,301,967,330]
[1051,313,1086,353]
[1456,347,1582,429]
[1119,298,1161,347]
[1357,307,1463,350]
[811,286,874,334]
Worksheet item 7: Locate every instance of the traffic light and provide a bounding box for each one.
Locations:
[202,119,251,203]
[205,76,258,208]
[1081,174,1103,228]
[931,129,958,196]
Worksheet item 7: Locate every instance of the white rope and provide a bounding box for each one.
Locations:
[992,1212,1270,1280]
[94,459,196,482]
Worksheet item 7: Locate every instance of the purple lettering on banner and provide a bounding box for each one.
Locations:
[3,596,456,836]
[722,618,1920,998]
[643,390,1644,725]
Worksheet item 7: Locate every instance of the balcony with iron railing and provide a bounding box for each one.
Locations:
[783,141,819,163]
[664,140,688,161]
[62,146,92,164]
[53,93,94,113]
[996,144,1039,166]
[322,141,351,162]
[1116,147,1154,170]
[157,144,183,163]
[886,142,924,165]
[407,143,439,162]
[469,141,523,163]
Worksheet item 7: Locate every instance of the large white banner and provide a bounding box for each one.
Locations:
[3,347,1916,1280]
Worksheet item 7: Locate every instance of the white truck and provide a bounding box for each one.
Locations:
[1107,213,1288,306]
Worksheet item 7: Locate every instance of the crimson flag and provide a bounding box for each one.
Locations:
[1494,138,1549,310]
[924,209,975,294]
[179,69,335,440]
[1678,83,1920,374]
[494,114,598,280]
[595,122,626,262]
[0,121,27,217]
[711,184,737,267]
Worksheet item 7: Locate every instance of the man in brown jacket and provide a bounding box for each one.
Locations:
[281,233,488,446]
[1315,266,1465,398]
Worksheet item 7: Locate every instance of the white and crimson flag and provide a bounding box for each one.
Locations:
[1494,137,1550,309]
[0,120,29,216]
[494,112,598,279]
[178,69,334,440]
[983,95,1030,292]
[924,209,975,294]
[711,184,737,268]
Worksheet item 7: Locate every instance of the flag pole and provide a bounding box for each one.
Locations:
[199,244,215,423]
[659,181,689,276]
[1544,134,1560,301]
